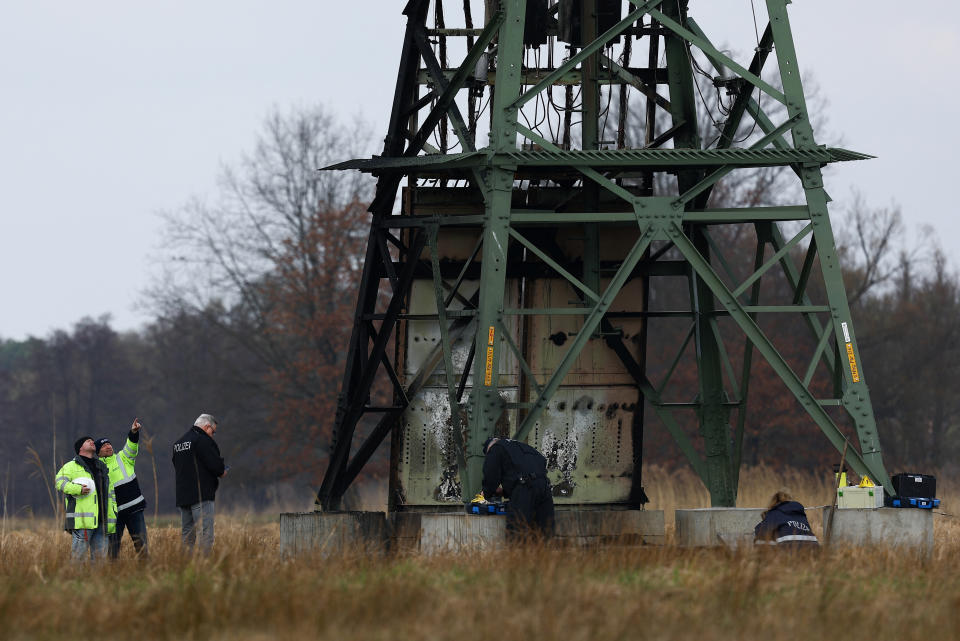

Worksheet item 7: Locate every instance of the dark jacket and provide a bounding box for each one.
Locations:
[172,426,225,507]
[482,439,549,498]
[754,501,819,547]
[79,455,112,530]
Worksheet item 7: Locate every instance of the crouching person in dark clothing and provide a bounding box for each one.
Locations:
[754,491,819,549]
[481,437,554,541]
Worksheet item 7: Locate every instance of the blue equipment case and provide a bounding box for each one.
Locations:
[468,502,506,515]
[885,495,940,509]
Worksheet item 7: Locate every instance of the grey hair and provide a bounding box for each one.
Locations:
[194,413,218,428]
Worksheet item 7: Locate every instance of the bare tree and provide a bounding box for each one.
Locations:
[835,192,914,306]
[150,106,374,477]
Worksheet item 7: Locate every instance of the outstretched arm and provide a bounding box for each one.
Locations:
[121,417,142,461]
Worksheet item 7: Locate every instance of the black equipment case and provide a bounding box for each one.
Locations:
[892,473,936,499]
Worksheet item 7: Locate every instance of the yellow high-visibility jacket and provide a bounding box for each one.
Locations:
[100,435,145,515]
[54,457,117,533]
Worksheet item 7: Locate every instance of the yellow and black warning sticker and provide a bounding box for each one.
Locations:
[845,342,860,383]
[484,326,495,386]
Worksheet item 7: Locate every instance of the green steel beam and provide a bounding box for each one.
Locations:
[499,318,543,398]
[732,223,812,298]
[657,322,697,398]
[804,321,836,388]
[766,0,890,492]
[463,0,528,500]
[732,234,768,492]
[380,205,811,227]
[508,227,601,303]
[742,305,830,313]
[769,225,836,373]
[709,316,741,404]
[660,0,733,508]
[515,125,638,204]
[327,145,869,172]
[599,52,671,112]
[793,235,818,305]
[418,68,663,87]
[673,115,801,207]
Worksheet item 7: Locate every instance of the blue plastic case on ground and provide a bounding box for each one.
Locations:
[468,503,506,515]
[888,497,939,509]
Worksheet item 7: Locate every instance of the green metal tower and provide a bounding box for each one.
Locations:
[317,0,892,510]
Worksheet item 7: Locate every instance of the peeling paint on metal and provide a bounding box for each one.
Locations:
[540,394,593,498]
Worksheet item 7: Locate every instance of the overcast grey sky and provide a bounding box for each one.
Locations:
[1,1,956,340]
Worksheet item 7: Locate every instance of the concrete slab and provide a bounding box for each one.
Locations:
[392,512,504,554]
[823,507,933,555]
[555,510,665,546]
[279,511,388,557]
[391,509,665,553]
[675,508,765,547]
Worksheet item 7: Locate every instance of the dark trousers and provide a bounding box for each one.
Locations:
[108,509,149,558]
[506,479,555,541]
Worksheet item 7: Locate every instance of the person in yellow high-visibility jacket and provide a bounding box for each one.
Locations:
[54,436,117,561]
[96,418,149,558]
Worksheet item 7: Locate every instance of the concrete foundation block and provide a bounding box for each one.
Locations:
[391,509,665,552]
[279,511,388,557]
[554,510,665,545]
[391,512,505,554]
[823,507,933,555]
[675,508,765,547]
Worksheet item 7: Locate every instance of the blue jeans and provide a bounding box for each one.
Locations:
[180,500,215,553]
[71,528,107,561]
[109,509,149,558]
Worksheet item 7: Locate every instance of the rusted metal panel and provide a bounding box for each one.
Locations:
[524,386,640,504]
[396,386,519,506]
[397,270,522,506]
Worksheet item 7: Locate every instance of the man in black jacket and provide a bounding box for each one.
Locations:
[172,413,226,552]
[481,437,554,541]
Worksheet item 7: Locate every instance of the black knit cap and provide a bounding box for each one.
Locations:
[94,438,111,455]
[482,437,497,453]
[74,435,93,455]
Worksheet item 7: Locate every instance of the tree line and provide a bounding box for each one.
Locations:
[2,105,958,518]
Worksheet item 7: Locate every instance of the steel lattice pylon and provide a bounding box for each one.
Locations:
[317,0,892,511]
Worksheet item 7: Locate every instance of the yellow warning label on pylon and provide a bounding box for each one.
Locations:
[484,347,494,386]
[845,343,860,383]
[484,326,496,386]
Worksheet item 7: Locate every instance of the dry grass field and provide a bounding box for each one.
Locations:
[2,466,959,641]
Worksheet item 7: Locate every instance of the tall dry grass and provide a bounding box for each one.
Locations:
[2,467,958,641]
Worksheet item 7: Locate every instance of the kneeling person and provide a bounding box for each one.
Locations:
[481,437,554,541]
[97,418,149,558]
[754,490,818,548]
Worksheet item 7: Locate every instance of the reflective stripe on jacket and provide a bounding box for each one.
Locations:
[54,458,117,533]
[102,435,146,515]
